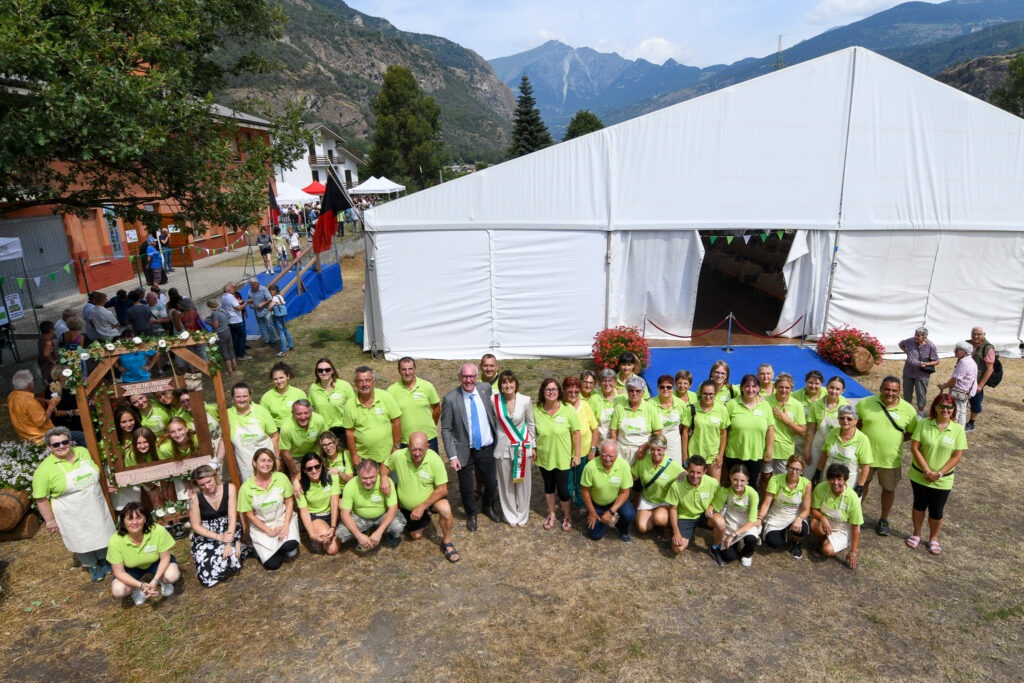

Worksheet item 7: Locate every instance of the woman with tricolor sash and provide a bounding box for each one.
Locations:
[492,371,536,527]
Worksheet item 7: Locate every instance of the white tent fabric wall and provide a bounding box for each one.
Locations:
[364,46,1024,359]
[607,231,705,336]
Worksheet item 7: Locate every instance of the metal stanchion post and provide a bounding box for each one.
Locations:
[79,257,90,293]
[183,257,192,300]
[724,313,734,353]
[800,310,808,347]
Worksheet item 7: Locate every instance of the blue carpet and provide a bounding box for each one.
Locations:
[643,345,872,399]
[241,263,343,338]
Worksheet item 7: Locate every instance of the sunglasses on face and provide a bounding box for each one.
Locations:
[304,464,322,473]
[937,405,954,410]
[316,367,333,374]
[49,439,71,448]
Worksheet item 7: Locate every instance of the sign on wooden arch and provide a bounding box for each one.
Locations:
[72,337,239,524]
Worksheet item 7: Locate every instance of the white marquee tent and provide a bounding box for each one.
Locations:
[363,47,1024,360]
[351,176,406,195]
[274,181,316,205]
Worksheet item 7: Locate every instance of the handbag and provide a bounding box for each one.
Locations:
[272,297,287,317]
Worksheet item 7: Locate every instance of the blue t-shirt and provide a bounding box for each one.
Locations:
[120,350,156,382]
[146,244,163,269]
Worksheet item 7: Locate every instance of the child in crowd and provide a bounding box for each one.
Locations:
[268,285,294,357]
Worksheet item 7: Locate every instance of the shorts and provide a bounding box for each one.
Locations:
[124,554,178,581]
[968,389,983,415]
[401,507,432,533]
[868,466,901,492]
[259,246,272,256]
[767,459,788,475]
[676,514,710,541]
[637,494,670,511]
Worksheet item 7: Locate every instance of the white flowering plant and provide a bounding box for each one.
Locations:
[0,440,49,492]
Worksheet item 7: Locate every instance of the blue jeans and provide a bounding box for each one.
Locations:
[256,315,278,345]
[272,315,293,352]
[587,501,636,540]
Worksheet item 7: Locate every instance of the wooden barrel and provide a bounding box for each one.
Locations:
[0,488,31,531]
[0,512,40,541]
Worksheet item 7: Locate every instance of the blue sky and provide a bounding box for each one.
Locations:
[344,0,942,66]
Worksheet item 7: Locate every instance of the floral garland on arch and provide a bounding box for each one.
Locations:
[58,331,225,391]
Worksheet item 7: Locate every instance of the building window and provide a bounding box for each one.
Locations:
[312,170,320,182]
[102,206,124,258]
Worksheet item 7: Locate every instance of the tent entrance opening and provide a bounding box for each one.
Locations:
[691,231,794,339]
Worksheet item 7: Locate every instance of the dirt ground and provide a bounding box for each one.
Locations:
[1,253,1022,682]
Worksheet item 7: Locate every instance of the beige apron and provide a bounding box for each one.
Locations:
[824,437,860,488]
[232,412,274,482]
[810,407,840,467]
[248,486,300,562]
[52,459,116,553]
[659,407,683,461]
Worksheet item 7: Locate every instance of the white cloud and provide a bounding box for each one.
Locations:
[536,28,568,45]
[623,37,696,65]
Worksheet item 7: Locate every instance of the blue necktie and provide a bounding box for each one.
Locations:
[469,394,482,450]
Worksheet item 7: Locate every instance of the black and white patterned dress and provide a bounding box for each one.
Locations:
[190,483,242,587]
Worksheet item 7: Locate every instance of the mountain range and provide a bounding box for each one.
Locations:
[219,0,1024,163]
[491,0,1024,137]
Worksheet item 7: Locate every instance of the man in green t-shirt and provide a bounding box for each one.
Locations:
[380,432,459,562]
[338,460,405,551]
[387,358,442,451]
[857,376,917,537]
[278,400,325,478]
[667,455,719,556]
[580,440,636,542]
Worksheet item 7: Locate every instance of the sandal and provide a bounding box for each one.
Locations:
[561,518,572,532]
[543,514,556,531]
[905,535,921,549]
[440,542,461,563]
[926,540,942,555]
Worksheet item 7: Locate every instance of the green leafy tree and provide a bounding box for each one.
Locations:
[508,75,553,158]
[991,52,1024,118]
[367,65,447,190]
[562,110,605,141]
[0,0,309,234]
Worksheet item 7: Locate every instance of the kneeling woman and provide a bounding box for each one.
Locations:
[238,448,300,570]
[108,502,181,605]
[758,455,812,559]
[632,434,684,538]
[708,464,761,567]
[188,465,243,588]
[810,463,863,569]
[296,453,341,555]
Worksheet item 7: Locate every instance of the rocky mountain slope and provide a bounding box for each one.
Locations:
[219,0,514,163]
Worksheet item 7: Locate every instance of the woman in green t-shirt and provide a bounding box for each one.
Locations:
[906,393,967,556]
[757,455,812,559]
[708,464,761,567]
[533,378,581,532]
[296,453,340,555]
[108,502,181,605]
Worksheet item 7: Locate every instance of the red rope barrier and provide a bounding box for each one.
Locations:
[730,314,805,339]
[646,315,731,339]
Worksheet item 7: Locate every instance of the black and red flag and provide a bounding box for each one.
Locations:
[268,181,280,226]
[312,174,352,253]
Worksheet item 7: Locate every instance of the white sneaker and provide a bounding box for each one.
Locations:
[159,581,174,597]
[740,556,753,567]
[131,588,147,606]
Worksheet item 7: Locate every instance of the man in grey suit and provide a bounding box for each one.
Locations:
[440,363,502,531]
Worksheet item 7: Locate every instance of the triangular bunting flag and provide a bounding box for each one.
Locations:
[63,263,71,274]
[48,272,57,282]
[33,276,41,287]
[709,236,718,245]
[760,233,767,243]
[16,277,24,288]
[0,277,4,287]
[742,234,751,244]
[726,236,734,245]
[776,231,784,240]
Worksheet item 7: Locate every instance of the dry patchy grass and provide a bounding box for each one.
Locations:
[1,253,1022,681]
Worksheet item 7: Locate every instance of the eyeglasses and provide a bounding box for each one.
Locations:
[460,374,477,380]
[316,367,333,374]
[837,417,855,422]
[49,439,71,448]
[304,464,322,472]
[626,388,643,393]
[700,392,716,397]
[937,405,954,411]
[544,387,559,393]
[786,467,803,473]
[658,385,673,390]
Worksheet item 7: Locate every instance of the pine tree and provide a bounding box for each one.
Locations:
[562,110,605,141]
[367,65,448,189]
[508,75,554,158]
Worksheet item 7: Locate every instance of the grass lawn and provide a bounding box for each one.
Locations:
[1,252,1022,681]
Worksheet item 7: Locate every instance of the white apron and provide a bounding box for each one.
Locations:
[762,485,804,536]
[617,412,651,465]
[248,487,300,562]
[52,459,116,553]
[824,437,861,489]
[658,406,683,461]
[232,412,274,482]
[810,407,840,468]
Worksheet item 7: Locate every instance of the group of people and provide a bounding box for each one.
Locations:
[27,334,982,604]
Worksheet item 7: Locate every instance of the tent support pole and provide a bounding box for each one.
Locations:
[724,313,734,353]
[820,229,841,338]
[603,232,612,329]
